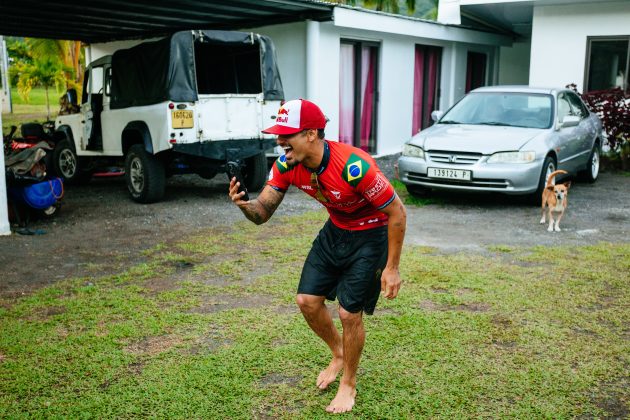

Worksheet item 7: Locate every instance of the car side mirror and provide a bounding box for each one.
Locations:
[431,110,444,122]
[561,115,580,128]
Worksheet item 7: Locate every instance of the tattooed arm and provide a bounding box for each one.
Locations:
[228,179,285,225]
[379,195,407,299]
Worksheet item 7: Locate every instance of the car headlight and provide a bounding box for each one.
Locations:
[402,144,425,159]
[487,151,536,164]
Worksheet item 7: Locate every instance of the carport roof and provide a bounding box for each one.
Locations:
[0,0,334,43]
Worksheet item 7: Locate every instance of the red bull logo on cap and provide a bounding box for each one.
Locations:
[276,107,289,123]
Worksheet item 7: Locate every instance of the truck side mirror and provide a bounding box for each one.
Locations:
[66,89,78,107]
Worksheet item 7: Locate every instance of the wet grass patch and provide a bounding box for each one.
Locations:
[0,211,628,418]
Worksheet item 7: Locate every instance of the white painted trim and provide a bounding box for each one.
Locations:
[333,7,512,46]
[438,0,462,25]
[0,110,11,235]
[306,20,320,101]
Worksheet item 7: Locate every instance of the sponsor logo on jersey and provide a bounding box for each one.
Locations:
[359,218,379,226]
[364,174,387,200]
[342,154,371,187]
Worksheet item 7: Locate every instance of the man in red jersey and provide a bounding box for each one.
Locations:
[228,99,406,414]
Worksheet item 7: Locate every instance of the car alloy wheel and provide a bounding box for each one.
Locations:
[129,156,145,194]
[58,148,77,178]
[590,148,600,180]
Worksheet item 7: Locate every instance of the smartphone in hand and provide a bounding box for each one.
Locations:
[226,161,250,201]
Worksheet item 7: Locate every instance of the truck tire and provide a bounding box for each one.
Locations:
[125,144,165,203]
[243,152,267,192]
[53,139,91,184]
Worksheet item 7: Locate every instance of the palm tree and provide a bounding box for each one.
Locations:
[420,0,439,20]
[17,56,69,120]
[363,0,417,14]
[27,38,82,89]
[327,0,439,18]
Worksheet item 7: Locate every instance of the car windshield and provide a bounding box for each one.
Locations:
[440,92,553,129]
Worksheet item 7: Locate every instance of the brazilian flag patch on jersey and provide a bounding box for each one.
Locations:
[342,153,371,187]
[275,155,292,174]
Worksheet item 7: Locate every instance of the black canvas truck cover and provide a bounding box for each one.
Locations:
[110,30,284,109]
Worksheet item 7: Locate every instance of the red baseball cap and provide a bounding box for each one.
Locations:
[262,99,327,135]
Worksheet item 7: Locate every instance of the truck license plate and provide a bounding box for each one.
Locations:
[171,110,193,129]
[427,167,472,181]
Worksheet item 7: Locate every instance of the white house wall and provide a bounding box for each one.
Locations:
[252,22,307,103]
[256,7,510,156]
[498,40,530,85]
[529,1,630,91]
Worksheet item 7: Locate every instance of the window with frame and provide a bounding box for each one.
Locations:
[339,40,379,153]
[585,36,629,92]
[412,45,442,134]
[465,52,487,93]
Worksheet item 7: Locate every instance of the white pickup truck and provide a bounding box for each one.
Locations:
[53,30,283,203]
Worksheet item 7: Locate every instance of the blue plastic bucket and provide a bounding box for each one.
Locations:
[21,178,64,209]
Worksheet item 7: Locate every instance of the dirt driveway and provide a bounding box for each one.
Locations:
[1,161,629,297]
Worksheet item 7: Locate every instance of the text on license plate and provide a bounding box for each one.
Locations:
[171,110,193,129]
[427,167,472,180]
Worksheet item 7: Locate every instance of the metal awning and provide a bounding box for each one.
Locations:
[0,0,334,43]
[0,0,335,235]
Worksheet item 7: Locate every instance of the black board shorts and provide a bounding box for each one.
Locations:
[298,219,388,315]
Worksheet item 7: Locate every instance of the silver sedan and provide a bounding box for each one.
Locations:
[397,86,602,199]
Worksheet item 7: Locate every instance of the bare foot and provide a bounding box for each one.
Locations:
[316,356,343,389]
[325,383,356,414]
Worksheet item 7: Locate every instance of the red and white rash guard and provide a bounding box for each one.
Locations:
[267,140,396,231]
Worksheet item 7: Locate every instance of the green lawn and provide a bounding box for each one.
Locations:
[2,87,58,134]
[1,209,628,418]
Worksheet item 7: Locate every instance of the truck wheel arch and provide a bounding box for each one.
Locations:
[54,125,76,148]
[122,121,154,155]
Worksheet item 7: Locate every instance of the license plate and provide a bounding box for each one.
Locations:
[427,167,472,181]
[171,110,193,129]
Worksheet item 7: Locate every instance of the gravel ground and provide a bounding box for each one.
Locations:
[1,155,629,297]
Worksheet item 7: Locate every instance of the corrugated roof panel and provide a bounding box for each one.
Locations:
[0,0,334,42]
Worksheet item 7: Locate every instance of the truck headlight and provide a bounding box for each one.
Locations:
[487,151,536,164]
[402,144,425,159]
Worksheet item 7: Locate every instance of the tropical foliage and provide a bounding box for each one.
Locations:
[6,37,83,117]
[327,0,439,19]
[27,38,83,88]
[16,57,69,120]
[7,38,83,118]
[568,83,630,170]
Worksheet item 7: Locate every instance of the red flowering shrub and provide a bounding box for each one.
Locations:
[567,84,630,170]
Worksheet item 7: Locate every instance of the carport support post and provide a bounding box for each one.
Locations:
[0,110,10,235]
